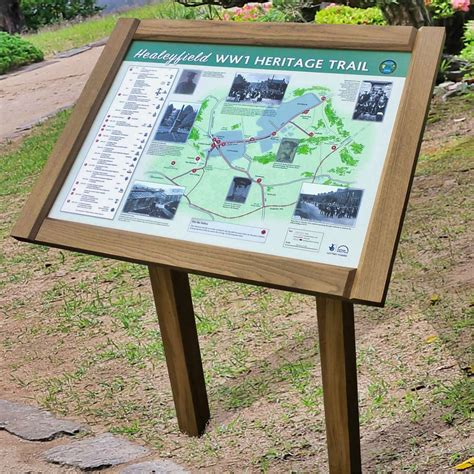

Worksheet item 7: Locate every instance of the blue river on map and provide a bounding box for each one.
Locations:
[208,93,321,162]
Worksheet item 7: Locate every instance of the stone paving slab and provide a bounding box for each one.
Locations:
[43,433,149,469]
[0,399,83,441]
[120,460,189,473]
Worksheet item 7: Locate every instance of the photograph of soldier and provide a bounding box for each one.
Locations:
[174,70,201,95]
[226,177,252,203]
[352,81,392,122]
[155,102,199,143]
[226,73,290,105]
[293,186,363,227]
[276,138,300,163]
[122,182,184,220]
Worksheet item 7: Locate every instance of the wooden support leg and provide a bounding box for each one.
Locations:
[316,296,361,473]
[148,265,210,436]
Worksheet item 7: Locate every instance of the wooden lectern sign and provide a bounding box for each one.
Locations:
[12,19,444,472]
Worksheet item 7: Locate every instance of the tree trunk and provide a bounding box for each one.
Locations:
[380,0,432,27]
[0,0,25,34]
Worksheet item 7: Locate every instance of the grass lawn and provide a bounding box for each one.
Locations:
[0,95,473,471]
[23,1,215,57]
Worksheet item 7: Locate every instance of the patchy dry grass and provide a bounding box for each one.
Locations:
[0,95,473,472]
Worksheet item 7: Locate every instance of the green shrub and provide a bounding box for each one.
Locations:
[271,0,305,22]
[315,5,386,25]
[21,0,103,31]
[0,32,44,75]
[460,20,474,63]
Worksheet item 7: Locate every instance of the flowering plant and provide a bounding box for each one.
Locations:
[222,2,285,22]
[452,0,470,12]
[428,0,470,19]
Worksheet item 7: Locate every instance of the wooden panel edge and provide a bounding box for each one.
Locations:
[10,18,140,241]
[35,218,356,298]
[350,27,445,304]
[133,20,416,51]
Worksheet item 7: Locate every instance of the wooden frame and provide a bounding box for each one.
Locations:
[11,20,444,306]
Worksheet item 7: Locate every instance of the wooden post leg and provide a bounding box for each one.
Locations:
[316,296,361,473]
[148,265,210,436]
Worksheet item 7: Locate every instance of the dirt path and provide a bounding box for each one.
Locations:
[0,46,104,141]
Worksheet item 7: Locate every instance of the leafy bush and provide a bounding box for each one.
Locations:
[315,5,386,25]
[0,32,44,75]
[270,0,303,21]
[460,20,474,62]
[429,0,470,20]
[21,0,103,31]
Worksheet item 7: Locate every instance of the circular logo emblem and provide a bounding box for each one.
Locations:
[379,60,397,75]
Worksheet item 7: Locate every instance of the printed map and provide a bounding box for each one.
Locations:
[141,85,367,225]
[50,42,408,267]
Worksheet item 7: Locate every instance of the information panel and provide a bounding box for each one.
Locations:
[49,41,410,268]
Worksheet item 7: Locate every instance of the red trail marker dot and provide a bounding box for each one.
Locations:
[195,156,201,161]
[321,96,326,101]
[171,161,176,165]
[261,230,267,235]
[257,178,262,183]
[192,169,197,173]
[331,145,337,151]
[271,131,276,136]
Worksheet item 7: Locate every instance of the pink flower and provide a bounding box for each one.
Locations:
[451,0,470,12]
[223,13,231,20]
[263,2,271,10]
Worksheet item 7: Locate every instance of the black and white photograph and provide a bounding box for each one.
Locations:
[226,177,252,203]
[226,73,290,105]
[122,182,185,220]
[276,138,300,163]
[352,81,392,122]
[174,70,201,95]
[293,184,363,227]
[154,102,200,143]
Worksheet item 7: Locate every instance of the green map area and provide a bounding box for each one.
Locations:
[143,84,369,223]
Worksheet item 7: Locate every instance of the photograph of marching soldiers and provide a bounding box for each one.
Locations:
[293,186,363,227]
[174,70,201,95]
[352,81,392,122]
[227,73,290,105]
[122,182,184,220]
[226,177,252,203]
[155,102,199,143]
